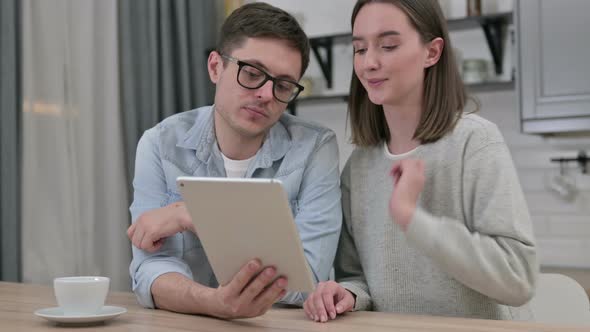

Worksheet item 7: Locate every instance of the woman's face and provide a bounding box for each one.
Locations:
[352,2,432,107]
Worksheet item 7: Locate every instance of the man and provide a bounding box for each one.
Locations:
[127,2,342,319]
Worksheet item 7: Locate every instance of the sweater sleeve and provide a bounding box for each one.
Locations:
[334,159,372,311]
[405,141,538,307]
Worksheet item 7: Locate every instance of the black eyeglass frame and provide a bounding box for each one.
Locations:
[220,54,304,103]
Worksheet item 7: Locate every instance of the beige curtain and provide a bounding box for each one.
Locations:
[21,0,131,291]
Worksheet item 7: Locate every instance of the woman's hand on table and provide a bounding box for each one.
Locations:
[304,281,355,323]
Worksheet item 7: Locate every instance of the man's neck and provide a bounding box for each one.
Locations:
[214,111,264,160]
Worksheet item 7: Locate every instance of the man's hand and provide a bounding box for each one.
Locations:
[303,281,355,323]
[127,201,195,252]
[389,159,425,231]
[210,259,288,319]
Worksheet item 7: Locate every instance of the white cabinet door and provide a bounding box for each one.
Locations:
[518,0,590,133]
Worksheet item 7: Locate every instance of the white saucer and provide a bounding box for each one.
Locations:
[34,306,127,324]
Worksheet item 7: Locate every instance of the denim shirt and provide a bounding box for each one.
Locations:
[129,106,342,308]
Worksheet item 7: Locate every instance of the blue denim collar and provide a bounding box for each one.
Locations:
[176,105,292,170]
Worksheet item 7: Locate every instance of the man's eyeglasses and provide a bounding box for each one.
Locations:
[221,54,304,103]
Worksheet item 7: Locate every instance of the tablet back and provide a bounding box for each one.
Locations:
[177,176,315,293]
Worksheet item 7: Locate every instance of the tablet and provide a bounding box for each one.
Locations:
[177,176,315,293]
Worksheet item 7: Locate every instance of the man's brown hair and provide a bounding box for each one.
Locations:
[217,2,310,78]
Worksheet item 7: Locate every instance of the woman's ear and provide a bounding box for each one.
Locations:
[424,37,444,68]
[207,51,223,84]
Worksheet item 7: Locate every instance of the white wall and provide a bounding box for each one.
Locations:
[263,0,590,268]
[476,92,590,269]
[258,0,356,38]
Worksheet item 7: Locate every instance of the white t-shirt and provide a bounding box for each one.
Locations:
[221,152,255,178]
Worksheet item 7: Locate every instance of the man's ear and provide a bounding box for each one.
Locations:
[424,37,444,68]
[207,51,223,84]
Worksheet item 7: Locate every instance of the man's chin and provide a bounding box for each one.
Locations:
[235,125,268,140]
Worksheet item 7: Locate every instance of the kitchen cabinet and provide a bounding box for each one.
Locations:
[518,0,590,134]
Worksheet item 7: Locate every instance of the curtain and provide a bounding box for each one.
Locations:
[0,0,22,282]
[118,0,217,187]
[21,0,131,291]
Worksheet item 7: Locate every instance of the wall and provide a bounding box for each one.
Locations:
[261,0,590,280]
[474,92,590,270]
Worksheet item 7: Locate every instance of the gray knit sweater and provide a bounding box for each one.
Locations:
[337,114,538,320]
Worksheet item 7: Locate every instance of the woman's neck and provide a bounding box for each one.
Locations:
[382,103,422,155]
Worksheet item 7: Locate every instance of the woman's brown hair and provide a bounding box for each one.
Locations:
[349,0,469,147]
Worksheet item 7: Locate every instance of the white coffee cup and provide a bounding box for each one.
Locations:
[54,276,110,316]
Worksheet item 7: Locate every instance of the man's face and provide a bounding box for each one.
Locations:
[208,37,302,140]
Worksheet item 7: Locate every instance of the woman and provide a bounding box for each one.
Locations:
[304,0,538,322]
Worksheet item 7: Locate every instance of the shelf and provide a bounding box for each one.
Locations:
[308,34,352,90]
[446,12,512,30]
[297,94,348,103]
[287,80,514,115]
[287,94,348,115]
[309,33,352,44]
[308,12,513,90]
[450,12,513,75]
[466,80,514,93]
